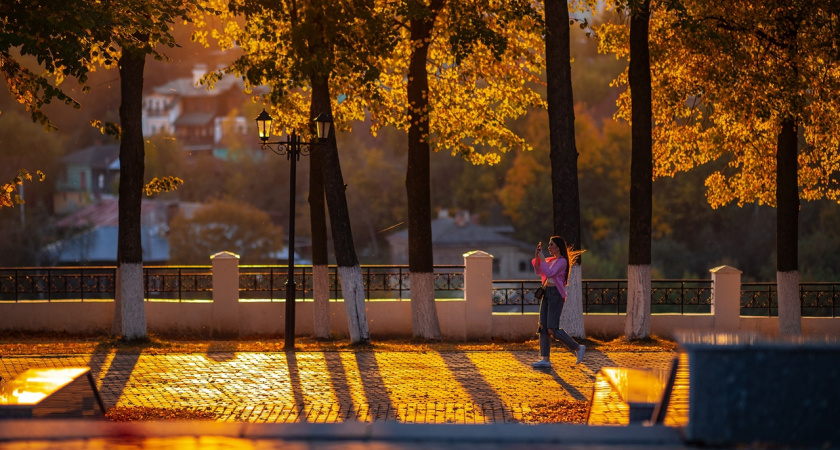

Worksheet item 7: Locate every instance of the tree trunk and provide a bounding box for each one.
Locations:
[310,74,369,343]
[776,118,800,336]
[545,0,585,337]
[559,265,585,337]
[625,0,652,340]
[114,46,147,340]
[405,0,444,340]
[309,99,330,339]
[626,264,651,338]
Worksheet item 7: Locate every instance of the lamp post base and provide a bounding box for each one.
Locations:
[284,280,296,350]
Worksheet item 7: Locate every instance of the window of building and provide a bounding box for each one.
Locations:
[492,258,501,275]
[519,260,528,272]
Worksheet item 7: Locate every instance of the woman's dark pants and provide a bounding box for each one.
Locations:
[538,286,580,358]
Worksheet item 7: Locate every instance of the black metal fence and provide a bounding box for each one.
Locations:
[0,267,116,302]
[0,266,212,302]
[1,266,838,317]
[144,266,213,302]
[239,265,465,301]
[741,282,840,317]
[492,279,713,315]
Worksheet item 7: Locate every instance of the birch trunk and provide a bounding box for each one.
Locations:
[559,264,585,338]
[625,264,651,339]
[339,265,369,343]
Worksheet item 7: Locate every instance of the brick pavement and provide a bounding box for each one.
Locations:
[0,348,676,424]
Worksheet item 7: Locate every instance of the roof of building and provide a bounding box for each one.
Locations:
[54,198,203,229]
[60,145,120,169]
[42,226,170,264]
[47,198,204,264]
[174,112,215,126]
[386,213,531,251]
[152,76,243,98]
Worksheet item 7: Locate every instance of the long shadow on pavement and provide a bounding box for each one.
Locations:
[510,348,620,402]
[440,351,512,422]
[87,344,142,410]
[322,352,354,412]
[282,351,308,419]
[353,352,397,421]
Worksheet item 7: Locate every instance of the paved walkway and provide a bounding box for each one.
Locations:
[0,348,676,424]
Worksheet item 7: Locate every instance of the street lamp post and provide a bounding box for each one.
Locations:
[255,109,332,350]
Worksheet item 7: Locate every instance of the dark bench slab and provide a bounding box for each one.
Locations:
[677,332,840,447]
[0,367,105,419]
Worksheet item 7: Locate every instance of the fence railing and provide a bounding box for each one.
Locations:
[741,282,840,318]
[0,266,214,302]
[492,279,713,315]
[0,265,464,303]
[0,267,116,302]
[1,266,837,317]
[239,265,465,301]
[144,266,213,302]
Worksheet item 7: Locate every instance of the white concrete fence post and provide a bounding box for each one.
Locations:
[463,250,493,340]
[710,265,742,332]
[211,251,240,337]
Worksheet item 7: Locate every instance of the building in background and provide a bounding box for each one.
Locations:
[141,64,256,159]
[53,144,120,215]
[42,198,203,265]
[386,210,535,279]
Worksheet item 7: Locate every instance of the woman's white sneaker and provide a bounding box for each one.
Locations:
[531,360,551,368]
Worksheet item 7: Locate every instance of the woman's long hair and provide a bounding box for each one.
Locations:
[549,236,584,286]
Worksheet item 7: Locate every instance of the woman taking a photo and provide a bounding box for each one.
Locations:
[531,235,585,369]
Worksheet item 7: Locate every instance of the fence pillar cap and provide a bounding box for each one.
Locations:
[710,265,741,274]
[211,251,240,260]
[463,250,493,259]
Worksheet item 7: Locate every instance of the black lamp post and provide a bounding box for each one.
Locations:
[256,108,332,350]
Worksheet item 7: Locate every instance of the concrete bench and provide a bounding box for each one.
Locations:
[587,356,680,426]
[0,367,105,419]
[676,332,840,447]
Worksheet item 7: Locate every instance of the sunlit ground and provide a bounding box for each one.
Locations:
[0,333,677,424]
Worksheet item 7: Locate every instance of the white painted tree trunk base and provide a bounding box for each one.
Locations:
[777,270,801,336]
[312,265,331,339]
[410,272,441,340]
[559,265,585,338]
[339,265,369,343]
[625,264,651,339]
[118,262,147,340]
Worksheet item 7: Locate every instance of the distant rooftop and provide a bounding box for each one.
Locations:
[60,145,119,169]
